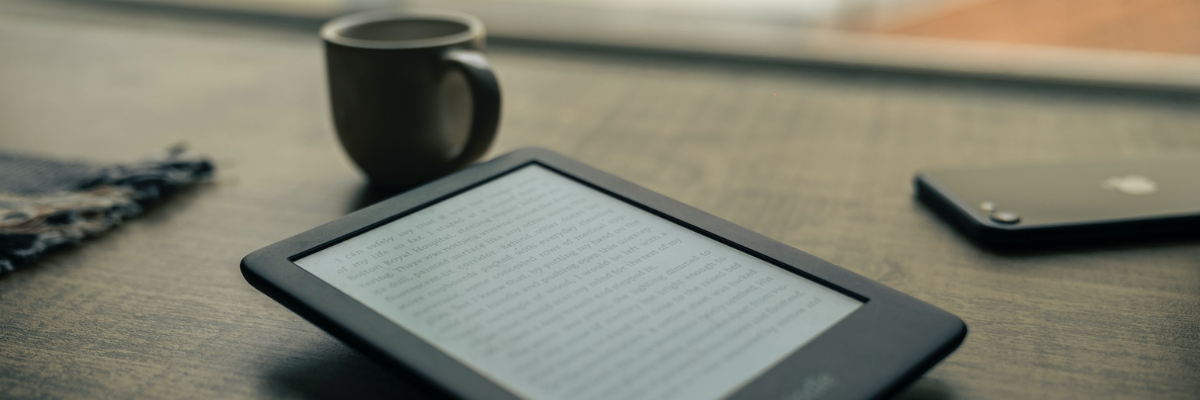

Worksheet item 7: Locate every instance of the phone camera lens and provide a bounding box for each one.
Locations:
[989,211,1021,224]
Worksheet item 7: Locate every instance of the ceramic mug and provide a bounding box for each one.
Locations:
[322,9,501,190]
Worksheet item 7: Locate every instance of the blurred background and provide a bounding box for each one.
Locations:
[22,0,1197,91]
[86,0,1200,55]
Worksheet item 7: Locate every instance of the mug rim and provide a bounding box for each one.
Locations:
[321,9,484,50]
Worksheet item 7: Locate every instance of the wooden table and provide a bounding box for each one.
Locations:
[1,2,1198,399]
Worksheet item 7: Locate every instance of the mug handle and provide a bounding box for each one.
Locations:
[443,49,501,169]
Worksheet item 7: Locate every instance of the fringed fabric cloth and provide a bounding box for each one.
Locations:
[0,146,213,276]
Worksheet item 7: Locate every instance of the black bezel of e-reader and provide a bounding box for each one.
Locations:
[241,147,966,400]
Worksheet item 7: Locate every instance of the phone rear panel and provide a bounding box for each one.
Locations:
[915,155,1200,245]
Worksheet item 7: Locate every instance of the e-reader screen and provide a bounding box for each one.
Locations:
[294,165,863,400]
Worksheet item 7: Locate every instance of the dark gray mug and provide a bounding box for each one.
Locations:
[321,9,501,190]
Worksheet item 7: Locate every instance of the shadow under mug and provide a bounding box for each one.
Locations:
[322,9,501,190]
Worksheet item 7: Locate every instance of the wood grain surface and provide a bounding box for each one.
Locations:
[1,2,1198,400]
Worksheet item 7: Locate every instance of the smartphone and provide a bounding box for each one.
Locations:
[914,155,1200,246]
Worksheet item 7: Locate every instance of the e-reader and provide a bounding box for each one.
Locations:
[242,148,966,400]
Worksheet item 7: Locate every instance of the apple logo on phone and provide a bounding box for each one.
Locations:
[1101,175,1157,195]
